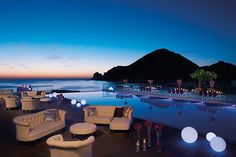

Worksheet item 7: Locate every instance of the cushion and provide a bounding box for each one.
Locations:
[122,107,131,118]
[23,92,28,97]
[44,109,59,122]
[114,107,123,117]
[88,107,98,116]
[36,91,42,95]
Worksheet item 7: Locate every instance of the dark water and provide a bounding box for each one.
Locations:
[0,79,112,92]
[64,91,236,144]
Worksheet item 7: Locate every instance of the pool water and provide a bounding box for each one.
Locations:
[63,91,236,144]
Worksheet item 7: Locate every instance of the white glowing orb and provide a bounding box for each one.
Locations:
[108,87,114,91]
[80,99,86,105]
[53,92,57,97]
[210,137,226,152]
[49,94,53,98]
[71,99,77,105]
[76,103,81,107]
[206,132,216,142]
[181,127,198,143]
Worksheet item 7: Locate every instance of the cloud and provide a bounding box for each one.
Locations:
[16,63,29,69]
[62,64,73,68]
[48,54,63,60]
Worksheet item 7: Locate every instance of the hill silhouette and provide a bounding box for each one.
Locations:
[93,49,236,83]
[202,61,236,81]
[93,48,199,82]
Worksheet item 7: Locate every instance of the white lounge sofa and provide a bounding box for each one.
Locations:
[46,134,95,157]
[83,106,133,132]
[13,109,66,142]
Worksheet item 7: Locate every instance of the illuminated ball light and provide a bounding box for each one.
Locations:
[81,99,86,105]
[53,92,57,97]
[71,99,77,105]
[49,93,53,98]
[181,126,198,143]
[206,132,216,142]
[76,103,81,108]
[108,87,114,91]
[210,137,226,152]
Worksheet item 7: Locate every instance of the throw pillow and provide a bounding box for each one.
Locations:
[122,107,131,118]
[23,92,28,97]
[114,107,123,117]
[36,91,42,95]
[44,109,59,122]
[88,107,98,116]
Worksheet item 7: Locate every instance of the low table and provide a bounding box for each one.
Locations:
[69,123,97,138]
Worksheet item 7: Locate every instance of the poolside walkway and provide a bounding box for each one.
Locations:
[0,99,236,157]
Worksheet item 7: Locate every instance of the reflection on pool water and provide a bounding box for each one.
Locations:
[63,91,236,144]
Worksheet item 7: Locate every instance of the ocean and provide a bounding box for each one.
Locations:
[0,79,113,92]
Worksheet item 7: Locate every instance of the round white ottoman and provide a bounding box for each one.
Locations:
[70,123,97,138]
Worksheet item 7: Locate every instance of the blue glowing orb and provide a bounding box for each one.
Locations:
[76,103,81,108]
[210,137,226,152]
[206,132,216,142]
[181,126,198,143]
[71,99,77,105]
[81,99,87,105]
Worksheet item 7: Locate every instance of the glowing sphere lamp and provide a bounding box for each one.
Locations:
[71,99,77,105]
[181,126,198,143]
[108,87,114,91]
[210,137,226,152]
[206,132,216,142]
[81,99,87,105]
[76,103,81,108]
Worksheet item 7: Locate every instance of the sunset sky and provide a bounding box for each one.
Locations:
[0,0,236,78]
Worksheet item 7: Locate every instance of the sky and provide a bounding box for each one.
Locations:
[0,0,236,78]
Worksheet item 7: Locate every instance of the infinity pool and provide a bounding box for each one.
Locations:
[64,91,236,144]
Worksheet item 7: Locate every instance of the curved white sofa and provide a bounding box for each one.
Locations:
[47,134,95,157]
[13,109,66,142]
[83,106,133,132]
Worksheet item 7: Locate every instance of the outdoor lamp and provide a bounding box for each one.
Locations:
[108,87,114,91]
[206,132,216,142]
[71,99,77,105]
[181,126,198,143]
[53,92,57,97]
[76,102,81,107]
[81,99,86,105]
[210,136,226,152]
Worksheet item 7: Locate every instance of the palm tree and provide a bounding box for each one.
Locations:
[191,69,218,89]
[190,69,206,88]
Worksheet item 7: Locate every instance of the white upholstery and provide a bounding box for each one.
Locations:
[21,91,45,99]
[83,106,133,131]
[21,97,41,111]
[70,123,97,135]
[47,134,95,157]
[4,96,18,109]
[13,109,66,142]
[0,89,13,99]
[110,117,130,130]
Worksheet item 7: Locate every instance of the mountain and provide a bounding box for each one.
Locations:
[202,61,236,81]
[93,48,199,82]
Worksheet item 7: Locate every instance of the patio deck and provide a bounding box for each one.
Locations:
[0,98,236,157]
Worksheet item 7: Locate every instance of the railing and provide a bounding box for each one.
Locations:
[103,83,236,104]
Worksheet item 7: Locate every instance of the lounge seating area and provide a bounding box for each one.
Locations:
[13,109,66,142]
